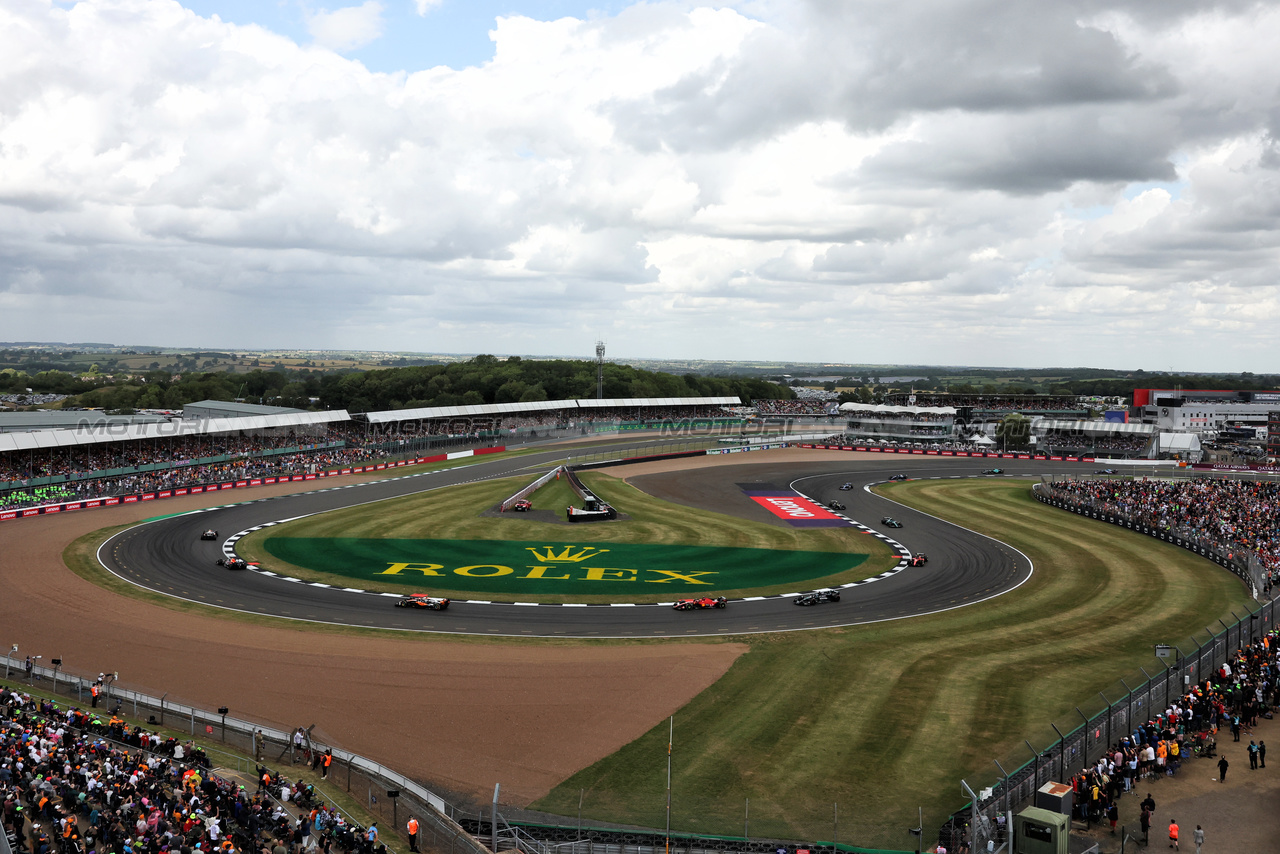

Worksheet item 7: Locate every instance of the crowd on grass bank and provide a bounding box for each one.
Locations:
[0,687,384,854]
[1048,477,1280,579]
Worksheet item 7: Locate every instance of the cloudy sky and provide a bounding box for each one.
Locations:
[2,0,1279,370]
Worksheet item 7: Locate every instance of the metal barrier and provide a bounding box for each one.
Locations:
[0,656,491,854]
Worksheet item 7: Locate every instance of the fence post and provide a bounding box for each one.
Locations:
[1050,723,1066,781]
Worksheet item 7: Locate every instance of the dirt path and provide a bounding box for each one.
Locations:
[1073,714,1280,853]
[0,474,744,807]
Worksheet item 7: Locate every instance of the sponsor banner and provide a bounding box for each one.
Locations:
[376,464,386,470]
[123,496,138,504]
[22,508,39,517]
[1192,463,1280,473]
[235,480,249,488]
[475,445,506,455]
[446,449,475,460]
[249,479,262,486]
[65,503,81,511]
[341,468,352,475]
[420,453,447,464]
[305,474,317,480]
[189,487,202,494]
[220,483,234,490]
[141,493,155,501]
[87,500,102,508]
[263,479,275,485]
[0,510,17,520]
[158,490,172,498]
[105,498,120,505]
[739,484,851,528]
[44,505,61,513]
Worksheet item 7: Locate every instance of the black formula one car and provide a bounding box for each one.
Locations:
[982,468,1004,475]
[907,553,928,567]
[881,516,903,528]
[827,500,846,511]
[395,593,450,610]
[673,597,727,611]
[839,482,853,490]
[794,588,841,606]
[888,474,908,481]
[215,557,255,570]
[200,529,218,540]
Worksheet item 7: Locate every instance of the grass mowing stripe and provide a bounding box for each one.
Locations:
[530,479,1255,847]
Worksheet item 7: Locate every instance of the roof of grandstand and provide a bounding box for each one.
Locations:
[0,410,170,432]
[838,403,958,415]
[0,409,351,453]
[1034,419,1157,435]
[183,399,307,419]
[361,396,741,424]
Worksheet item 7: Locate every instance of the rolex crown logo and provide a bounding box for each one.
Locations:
[525,545,610,563]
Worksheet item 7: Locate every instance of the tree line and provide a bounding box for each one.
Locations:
[1,357,792,414]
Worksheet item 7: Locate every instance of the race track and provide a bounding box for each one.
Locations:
[97,448,1087,637]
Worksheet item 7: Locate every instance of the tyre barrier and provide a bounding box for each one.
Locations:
[1031,485,1253,589]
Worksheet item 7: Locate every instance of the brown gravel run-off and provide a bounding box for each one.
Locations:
[0,473,744,808]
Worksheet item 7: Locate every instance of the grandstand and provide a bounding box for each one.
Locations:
[837,403,957,443]
[883,392,1086,417]
[1033,420,1158,459]
[0,397,745,514]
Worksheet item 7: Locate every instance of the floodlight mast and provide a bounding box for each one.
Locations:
[595,341,605,400]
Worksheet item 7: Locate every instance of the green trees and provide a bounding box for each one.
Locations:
[315,356,792,412]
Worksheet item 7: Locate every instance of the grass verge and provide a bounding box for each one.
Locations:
[237,473,896,603]
[530,478,1256,848]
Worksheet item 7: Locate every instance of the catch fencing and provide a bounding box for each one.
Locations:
[0,654,489,854]
[936,483,1278,853]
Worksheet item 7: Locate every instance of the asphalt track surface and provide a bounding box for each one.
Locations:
[97,448,1091,638]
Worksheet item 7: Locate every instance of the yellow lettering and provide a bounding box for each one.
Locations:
[647,570,715,584]
[521,565,571,580]
[379,563,444,576]
[454,564,514,577]
[584,567,638,582]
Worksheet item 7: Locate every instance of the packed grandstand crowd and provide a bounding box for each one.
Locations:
[1047,477,1280,579]
[0,404,747,511]
[884,393,1083,411]
[0,686,378,854]
[749,400,837,416]
[1038,433,1152,456]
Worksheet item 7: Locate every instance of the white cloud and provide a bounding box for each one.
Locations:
[413,0,443,14]
[1,0,1280,368]
[306,1,385,53]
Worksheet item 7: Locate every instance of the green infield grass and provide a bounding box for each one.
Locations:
[237,473,894,603]
[530,478,1257,848]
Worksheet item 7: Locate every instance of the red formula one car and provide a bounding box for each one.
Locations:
[907,553,928,567]
[672,597,727,611]
[215,557,257,571]
[395,593,450,610]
